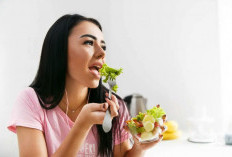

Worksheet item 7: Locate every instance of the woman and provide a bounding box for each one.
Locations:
[7,14,163,157]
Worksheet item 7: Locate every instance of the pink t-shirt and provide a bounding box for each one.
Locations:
[7,87,130,157]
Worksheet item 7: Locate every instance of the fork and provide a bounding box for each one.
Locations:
[102,79,116,133]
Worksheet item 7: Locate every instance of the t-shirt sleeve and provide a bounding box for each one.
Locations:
[114,98,131,145]
[7,87,44,133]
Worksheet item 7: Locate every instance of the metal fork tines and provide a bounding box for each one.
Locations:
[102,80,116,133]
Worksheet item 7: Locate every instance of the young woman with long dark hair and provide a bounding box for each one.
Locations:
[7,14,163,157]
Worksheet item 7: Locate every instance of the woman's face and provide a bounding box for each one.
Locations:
[67,21,106,88]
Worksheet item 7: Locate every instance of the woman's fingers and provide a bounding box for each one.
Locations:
[132,134,141,145]
[132,134,163,149]
[79,103,110,125]
[105,93,119,110]
[91,112,107,124]
[142,134,163,147]
[110,94,119,110]
[86,103,108,112]
[161,125,167,133]
[105,98,118,118]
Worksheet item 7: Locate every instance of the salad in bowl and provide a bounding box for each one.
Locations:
[126,104,167,143]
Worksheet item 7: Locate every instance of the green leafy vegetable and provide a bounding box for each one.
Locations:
[147,106,166,121]
[127,121,137,134]
[111,84,118,93]
[135,112,145,121]
[99,63,123,92]
[136,127,145,133]
[127,121,145,134]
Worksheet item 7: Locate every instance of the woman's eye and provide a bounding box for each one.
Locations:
[84,40,93,46]
[101,46,106,51]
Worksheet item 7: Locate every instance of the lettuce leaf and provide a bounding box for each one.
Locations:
[147,106,166,121]
[137,127,145,133]
[135,112,145,121]
[127,120,145,134]
[127,121,137,134]
[111,84,118,93]
[99,63,123,92]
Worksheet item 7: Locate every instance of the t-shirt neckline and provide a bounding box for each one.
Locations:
[55,106,75,125]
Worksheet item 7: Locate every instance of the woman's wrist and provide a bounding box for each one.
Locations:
[125,144,146,157]
[74,116,93,133]
[133,144,146,155]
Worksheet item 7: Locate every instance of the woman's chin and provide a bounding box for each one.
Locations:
[88,81,100,88]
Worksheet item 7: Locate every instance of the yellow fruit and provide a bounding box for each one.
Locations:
[143,121,154,132]
[162,130,181,140]
[141,131,154,140]
[143,115,155,123]
[164,121,178,133]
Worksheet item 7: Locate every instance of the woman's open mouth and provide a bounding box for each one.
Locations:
[89,65,101,79]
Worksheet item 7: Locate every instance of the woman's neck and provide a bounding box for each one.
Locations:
[64,79,89,111]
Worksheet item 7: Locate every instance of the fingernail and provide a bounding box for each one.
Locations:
[104,103,108,108]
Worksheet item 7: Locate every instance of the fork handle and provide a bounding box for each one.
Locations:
[108,89,112,100]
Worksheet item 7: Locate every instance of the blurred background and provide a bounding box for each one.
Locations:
[1,0,232,156]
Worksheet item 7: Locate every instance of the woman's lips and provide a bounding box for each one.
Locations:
[89,67,100,79]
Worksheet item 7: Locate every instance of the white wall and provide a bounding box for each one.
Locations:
[218,0,232,133]
[108,0,221,132]
[0,0,231,156]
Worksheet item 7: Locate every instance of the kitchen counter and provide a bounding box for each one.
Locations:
[145,133,232,157]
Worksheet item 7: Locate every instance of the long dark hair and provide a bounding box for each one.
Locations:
[30,14,123,156]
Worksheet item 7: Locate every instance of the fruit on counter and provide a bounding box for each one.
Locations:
[164,120,178,133]
[162,130,181,140]
[162,120,181,140]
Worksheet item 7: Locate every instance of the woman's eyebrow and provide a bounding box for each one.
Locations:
[80,34,105,44]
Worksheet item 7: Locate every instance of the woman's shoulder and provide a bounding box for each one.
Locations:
[16,87,44,111]
[17,87,37,101]
[18,86,36,96]
[7,87,45,133]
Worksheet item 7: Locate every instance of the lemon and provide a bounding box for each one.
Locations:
[141,131,154,140]
[143,115,155,123]
[164,121,178,133]
[143,121,154,132]
[162,130,181,140]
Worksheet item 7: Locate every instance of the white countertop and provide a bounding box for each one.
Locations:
[145,133,232,157]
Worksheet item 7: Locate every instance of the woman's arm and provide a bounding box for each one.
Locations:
[113,139,146,157]
[51,118,92,157]
[16,117,91,157]
[16,102,111,157]
[16,127,48,157]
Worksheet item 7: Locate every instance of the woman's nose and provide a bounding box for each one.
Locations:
[95,45,105,59]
